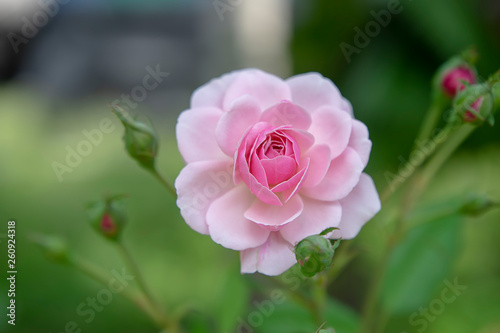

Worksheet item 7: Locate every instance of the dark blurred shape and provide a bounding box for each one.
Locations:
[2,0,238,113]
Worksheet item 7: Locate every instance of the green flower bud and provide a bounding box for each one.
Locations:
[295,231,341,278]
[450,72,500,126]
[30,234,69,263]
[459,195,499,217]
[86,195,127,240]
[110,104,158,170]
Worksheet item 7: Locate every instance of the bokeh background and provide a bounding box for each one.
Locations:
[1,0,500,332]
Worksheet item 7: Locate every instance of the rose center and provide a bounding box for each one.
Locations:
[255,133,298,186]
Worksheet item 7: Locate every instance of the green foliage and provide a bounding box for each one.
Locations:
[381,213,463,314]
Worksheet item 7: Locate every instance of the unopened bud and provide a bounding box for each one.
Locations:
[86,195,127,240]
[30,234,69,263]
[295,231,341,278]
[452,74,498,126]
[110,104,158,170]
[432,48,478,101]
[441,66,476,97]
[463,97,484,123]
[459,195,499,217]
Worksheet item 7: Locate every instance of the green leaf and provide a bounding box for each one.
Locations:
[180,311,214,333]
[381,213,463,314]
[320,227,338,236]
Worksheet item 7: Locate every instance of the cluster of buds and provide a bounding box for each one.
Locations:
[435,48,499,125]
[86,195,128,241]
[294,227,341,278]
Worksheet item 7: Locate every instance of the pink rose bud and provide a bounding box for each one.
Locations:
[86,195,127,241]
[441,66,476,97]
[175,69,381,276]
[452,70,500,126]
[463,97,483,122]
[100,214,118,236]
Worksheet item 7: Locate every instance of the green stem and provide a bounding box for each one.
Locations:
[67,255,160,326]
[360,218,405,333]
[311,273,328,327]
[151,169,177,198]
[417,124,476,193]
[264,275,325,327]
[362,123,478,333]
[380,123,453,204]
[413,94,447,152]
[326,242,357,284]
[116,241,180,333]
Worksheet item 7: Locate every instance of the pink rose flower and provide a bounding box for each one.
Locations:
[175,69,381,276]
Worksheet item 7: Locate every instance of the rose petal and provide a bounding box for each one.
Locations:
[235,122,273,185]
[223,69,291,111]
[302,144,331,188]
[280,197,342,244]
[240,232,296,276]
[286,72,343,113]
[348,120,372,167]
[244,195,304,231]
[260,156,297,185]
[236,123,283,206]
[215,95,261,157]
[247,174,282,206]
[272,159,310,202]
[260,101,312,130]
[281,128,315,153]
[175,160,234,235]
[207,185,270,250]
[249,150,269,187]
[340,98,354,117]
[301,147,363,202]
[330,173,381,239]
[176,107,227,163]
[309,106,352,160]
[191,71,240,110]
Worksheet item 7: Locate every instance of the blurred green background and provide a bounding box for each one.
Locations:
[0,0,499,332]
